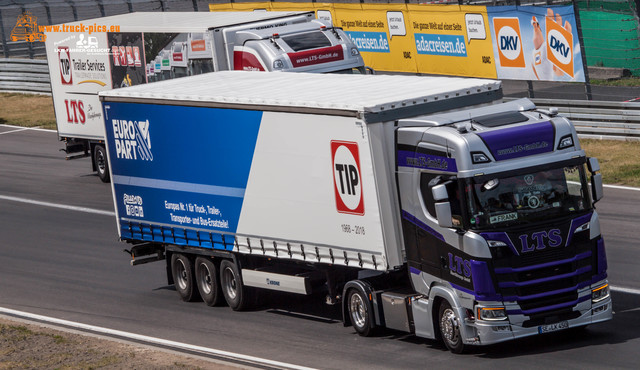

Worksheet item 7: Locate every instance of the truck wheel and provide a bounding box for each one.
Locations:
[347,288,374,336]
[438,301,465,354]
[220,259,252,311]
[94,145,110,183]
[195,257,223,307]
[171,254,200,302]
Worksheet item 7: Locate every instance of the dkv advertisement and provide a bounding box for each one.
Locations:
[487,5,585,82]
[210,2,585,82]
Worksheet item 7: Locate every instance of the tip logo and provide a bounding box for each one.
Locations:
[331,140,364,216]
[546,16,574,77]
[493,17,525,68]
[58,46,72,85]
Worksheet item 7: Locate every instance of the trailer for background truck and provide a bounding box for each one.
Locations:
[45,11,366,183]
[99,71,611,352]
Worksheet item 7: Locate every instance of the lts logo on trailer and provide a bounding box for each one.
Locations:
[331,140,364,216]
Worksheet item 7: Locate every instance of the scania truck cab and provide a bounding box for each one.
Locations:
[396,100,610,351]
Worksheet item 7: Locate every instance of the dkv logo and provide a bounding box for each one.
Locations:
[331,140,364,216]
[546,16,574,78]
[493,18,525,68]
[111,118,153,161]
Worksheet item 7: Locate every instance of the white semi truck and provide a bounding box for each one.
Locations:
[45,11,366,182]
[99,72,611,352]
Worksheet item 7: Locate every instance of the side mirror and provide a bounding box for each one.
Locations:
[587,157,600,173]
[587,157,603,203]
[432,184,453,228]
[591,173,603,203]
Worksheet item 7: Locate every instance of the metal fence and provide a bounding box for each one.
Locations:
[0,57,50,93]
[531,98,640,141]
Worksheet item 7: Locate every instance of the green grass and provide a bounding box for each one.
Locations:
[589,77,640,87]
[0,92,57,129]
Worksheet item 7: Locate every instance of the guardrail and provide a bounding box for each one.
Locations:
[0,58,51,94]
[530,98,640,141]
[1,58,639,141]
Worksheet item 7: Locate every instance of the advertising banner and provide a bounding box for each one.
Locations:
[333,3,417,73]
[107,32,147,88]
[210,2,585,82]
[407,5,496,78]
[487,5,585,82]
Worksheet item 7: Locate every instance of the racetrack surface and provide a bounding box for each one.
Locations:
[1,125,639,369]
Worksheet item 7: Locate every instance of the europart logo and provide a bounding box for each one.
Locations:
[331,140,364,216]
[493,17,525,68]
[546,16,574,77]
[111,119,153,161]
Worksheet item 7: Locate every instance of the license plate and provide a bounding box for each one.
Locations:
[538,320,569,334]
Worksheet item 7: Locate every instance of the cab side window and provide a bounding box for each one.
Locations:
[419,172,438,218]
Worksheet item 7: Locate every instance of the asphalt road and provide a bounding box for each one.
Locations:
[1,125,639,369]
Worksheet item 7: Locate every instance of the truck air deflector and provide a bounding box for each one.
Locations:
[476,121,555,161]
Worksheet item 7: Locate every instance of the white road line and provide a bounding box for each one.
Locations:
[0,127,31,135]
[0,195,114,216]
[610,285,640,295]
[0,124,55,133]
[603,184,640,192]
[0,307,314,370]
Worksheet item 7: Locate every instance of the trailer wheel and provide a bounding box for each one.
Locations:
[171,254,200,302]
[94,145,110,183]
[195,257,223,307]
[347,288,374,337]
[220,259,252,311]
[438,300,465,354]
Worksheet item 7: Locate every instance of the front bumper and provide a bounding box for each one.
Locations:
[464,295,612,346]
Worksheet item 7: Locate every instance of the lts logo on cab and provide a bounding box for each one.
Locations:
[493,17,525,68]
[331,140,364,216]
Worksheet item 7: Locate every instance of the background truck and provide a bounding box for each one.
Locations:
[45,11,366,183]
[99,71,611,353]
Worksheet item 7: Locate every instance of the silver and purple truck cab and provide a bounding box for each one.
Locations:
[396,99,611,347]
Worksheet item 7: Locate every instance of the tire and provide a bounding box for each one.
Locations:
[219,259,253,311]
[195,257,223,307]
[347,288,374,336]
[171,254,200,302]
[438,300,465,354]
[94,145,110,183]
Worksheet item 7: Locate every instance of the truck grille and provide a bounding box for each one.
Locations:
[490,230,596,319]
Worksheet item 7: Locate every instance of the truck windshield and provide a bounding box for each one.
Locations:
[281,31,331,51]
[463,162,591,230]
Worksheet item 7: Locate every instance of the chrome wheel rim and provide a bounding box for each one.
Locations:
[223,267,237,300]
[349,292,367,329]
[198,263,212,295]
[440,308,460,345]
[175,259,188,291]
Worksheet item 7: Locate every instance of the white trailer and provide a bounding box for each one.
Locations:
[45,11,366,182]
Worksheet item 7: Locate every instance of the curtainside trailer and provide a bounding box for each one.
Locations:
[99,71,611,352]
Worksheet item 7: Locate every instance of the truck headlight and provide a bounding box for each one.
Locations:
[592,284,609,303]
[477,307,507,321]
[350,47,359,56]
[558,135,574,149]
[273,59,284,69]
